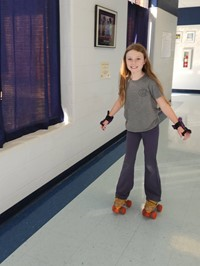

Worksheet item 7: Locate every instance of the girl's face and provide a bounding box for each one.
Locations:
[126,49,146,76]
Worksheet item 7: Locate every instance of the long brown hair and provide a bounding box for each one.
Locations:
[119,43,168,105]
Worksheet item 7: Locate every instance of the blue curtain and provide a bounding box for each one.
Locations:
[127,2,149,48]
[0,0,63,147]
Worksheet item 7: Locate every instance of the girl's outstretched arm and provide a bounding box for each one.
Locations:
[156,96,191,140]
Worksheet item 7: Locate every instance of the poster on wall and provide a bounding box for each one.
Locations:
[161,32,172,58]
[94,5,117,48]
[183,48,193,69]
[176,31,183,43]
[186,31,195,43]
[100,62,110,78]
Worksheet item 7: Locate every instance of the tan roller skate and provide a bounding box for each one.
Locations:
[142,200,163,219]
[112,197,132,215]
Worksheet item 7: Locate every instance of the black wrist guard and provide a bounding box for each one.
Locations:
[172,117,192,136]
[100,111,114,126]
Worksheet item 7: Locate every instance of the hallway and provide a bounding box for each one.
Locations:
[0,93,200,266]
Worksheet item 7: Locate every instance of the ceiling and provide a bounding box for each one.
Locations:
[178,0,200,8]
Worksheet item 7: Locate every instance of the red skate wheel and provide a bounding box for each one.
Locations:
[142,209,150,218]
[112,205,119,214]
[150,211,157,219]
[157,204,163,212]
[126,200,132,208]
[119,207,126,215]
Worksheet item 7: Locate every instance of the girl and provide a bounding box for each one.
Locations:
[100,43,191,219]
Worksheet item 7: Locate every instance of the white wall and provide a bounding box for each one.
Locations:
[172,25,200,90]
[148,7,177,100]
[0,0,128,214]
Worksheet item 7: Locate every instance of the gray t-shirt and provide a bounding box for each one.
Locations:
[124,75,162,132]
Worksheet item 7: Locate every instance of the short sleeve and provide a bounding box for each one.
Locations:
[148,79,162,100]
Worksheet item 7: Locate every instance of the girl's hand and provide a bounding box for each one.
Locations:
[101,120,109,130]
[177,127,191,140]
[100,111,114,130]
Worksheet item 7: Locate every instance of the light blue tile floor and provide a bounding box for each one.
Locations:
[1,93,200,266]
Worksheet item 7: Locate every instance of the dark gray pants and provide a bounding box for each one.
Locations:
[116,126,161,202]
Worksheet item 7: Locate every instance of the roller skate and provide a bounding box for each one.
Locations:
[142,200,163,219]
[112,197,132,215]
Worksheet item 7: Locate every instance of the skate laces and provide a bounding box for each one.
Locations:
[144,200,157,213]
[114,198,126,208]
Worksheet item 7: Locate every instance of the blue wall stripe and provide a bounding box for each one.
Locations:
[172,89,200,94]
[178,7,200,25]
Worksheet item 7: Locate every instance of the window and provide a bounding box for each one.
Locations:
[0,0,63,147]
[127,1,149,47]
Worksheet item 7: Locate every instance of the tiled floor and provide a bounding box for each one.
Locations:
[1,93,200,266]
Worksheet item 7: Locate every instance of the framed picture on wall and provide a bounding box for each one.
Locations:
[186,31,195,42]
[183,48,193,69]
[94,5,117,48]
